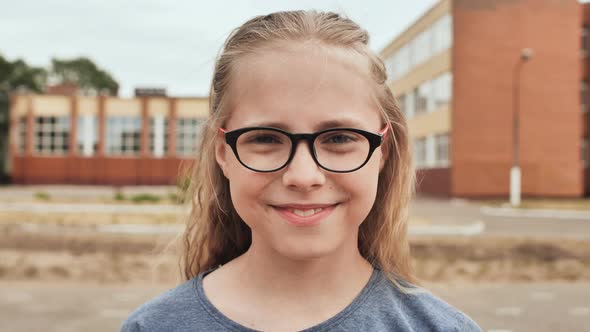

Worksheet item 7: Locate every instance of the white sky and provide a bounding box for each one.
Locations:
[0,0,438,97]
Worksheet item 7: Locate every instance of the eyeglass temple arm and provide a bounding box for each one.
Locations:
[219,128,227,134]
[379,125,390,138]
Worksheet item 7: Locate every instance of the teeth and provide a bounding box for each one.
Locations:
[290,208,323,217]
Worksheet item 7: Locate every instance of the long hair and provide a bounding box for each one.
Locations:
[181,10,417,286]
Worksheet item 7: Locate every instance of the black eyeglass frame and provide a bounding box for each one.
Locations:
[219,126,389,173]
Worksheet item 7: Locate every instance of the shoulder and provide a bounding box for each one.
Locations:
[119,278,203,332]
[350,271,482,332]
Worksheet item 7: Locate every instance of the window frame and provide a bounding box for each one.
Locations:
[77,114,98,157]
[176,117,204,157]
[105,116,142,156]
[33,116,70,156]
[414,137,427,169]
[149,116,169,157]
[434,133,451,167]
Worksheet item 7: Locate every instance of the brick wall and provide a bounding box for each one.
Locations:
[452,0,584,197]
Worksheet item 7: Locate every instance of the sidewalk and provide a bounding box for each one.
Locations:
[0,185,177,202]
[1,185,589,237]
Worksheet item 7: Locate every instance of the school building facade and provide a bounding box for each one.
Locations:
[5,0,590,198]
[380,0,590,197]
[7,93,208,185]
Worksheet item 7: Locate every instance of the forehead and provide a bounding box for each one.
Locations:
[225,42,382,131]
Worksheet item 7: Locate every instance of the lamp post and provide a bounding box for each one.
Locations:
[510,48,533,207]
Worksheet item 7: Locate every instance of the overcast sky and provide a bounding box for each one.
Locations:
[0,0,439,97]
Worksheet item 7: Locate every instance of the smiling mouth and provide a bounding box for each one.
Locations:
[285,208,324,217]
[271,204,339,214]
[269,203,340,226]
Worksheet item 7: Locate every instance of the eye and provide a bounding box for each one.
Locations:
[321,133,357,144]
[247,134,284,144]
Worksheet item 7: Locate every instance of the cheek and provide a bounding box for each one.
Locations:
[227,167,273,221]
[337,157,381,207]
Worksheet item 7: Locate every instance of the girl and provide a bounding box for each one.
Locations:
[121,10,481,332]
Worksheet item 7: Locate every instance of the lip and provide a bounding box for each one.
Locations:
[273,203,337,209]
[271,203,339,227]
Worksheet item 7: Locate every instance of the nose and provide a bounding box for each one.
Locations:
[282,141,325,191]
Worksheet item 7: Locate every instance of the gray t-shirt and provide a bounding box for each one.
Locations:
[120,268,481,331]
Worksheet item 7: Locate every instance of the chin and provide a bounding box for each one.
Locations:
[272,237,341,262]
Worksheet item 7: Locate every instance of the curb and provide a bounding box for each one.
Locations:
[481,206,590,220]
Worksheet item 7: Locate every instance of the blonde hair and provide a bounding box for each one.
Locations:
[181,10,417,286]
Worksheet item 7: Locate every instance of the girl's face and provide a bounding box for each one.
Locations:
[215,44,386,261]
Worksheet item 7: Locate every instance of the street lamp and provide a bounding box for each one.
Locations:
[510,48,533,207]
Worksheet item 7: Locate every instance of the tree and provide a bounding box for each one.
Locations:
[0,54,120,181]
[0,54,46,181]
[50,57,119,96]
[0,53,47,92]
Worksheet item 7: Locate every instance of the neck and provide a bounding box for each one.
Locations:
[228,237,373,303]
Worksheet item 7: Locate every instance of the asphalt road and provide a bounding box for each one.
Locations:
[411,198,590,239]
[1,281,589,332]
[428,282,590,332]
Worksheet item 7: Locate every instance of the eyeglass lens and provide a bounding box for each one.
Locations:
[235,129,371,172]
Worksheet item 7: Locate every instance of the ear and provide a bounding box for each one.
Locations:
[379,142,388,172]
[215,132,230,179]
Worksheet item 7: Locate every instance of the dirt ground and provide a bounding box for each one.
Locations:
[1,222,589,284]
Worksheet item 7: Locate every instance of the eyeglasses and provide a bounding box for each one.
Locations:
[219,126,388,173]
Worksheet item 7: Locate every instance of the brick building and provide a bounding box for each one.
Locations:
[8,93,207,185]
[6,0,589,196]
[380,0,589,197]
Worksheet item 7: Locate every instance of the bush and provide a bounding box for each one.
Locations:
[168,192,181,204]
[130,193,161,203]
[114,192,126,201]
[175,173,191,194]
[34,191,50,201]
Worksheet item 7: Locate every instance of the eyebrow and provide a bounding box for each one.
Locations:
[244,119,364,132]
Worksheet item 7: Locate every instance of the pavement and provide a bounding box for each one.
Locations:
[1,185,590,238]
[411,197,590,238]
[1,185,590,332]
[1,280,589,332]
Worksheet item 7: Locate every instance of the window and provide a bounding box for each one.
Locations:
[150,116,168,157]
[384,56,395,81]
[106,116,141,156]
[433,72,453,109]
[413,137,427,169]
[391,45,411,80]
[410,29,431,67]
[77,115,98,156]
[406,89,415,118]
[397,94,406,117]
[583,138,589,169]
[176,118,204,157]
[415,82,430,115]
[435,134,450,167]
[433,14,453,55]
[582,81,589,113]
[426,135,435,166]
[582,26,589,58]
[388,14,451,83]
[17,117,27,154]
[34,116,70,155]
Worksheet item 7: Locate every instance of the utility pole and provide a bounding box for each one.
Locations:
[510,48,533,207]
